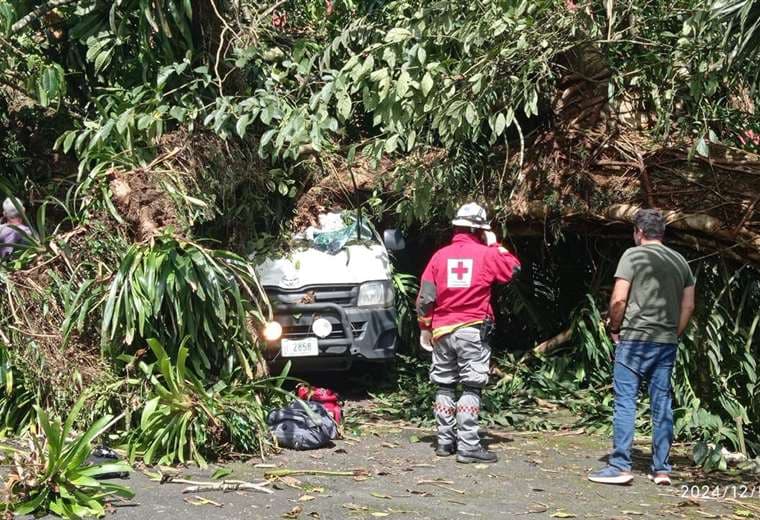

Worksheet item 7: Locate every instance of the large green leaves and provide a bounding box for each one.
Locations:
[102,235,269,380]
[128,339,285,467]
[3,397,133,519]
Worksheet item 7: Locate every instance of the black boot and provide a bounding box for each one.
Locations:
[435,443,456,457]
[456,447,497,464]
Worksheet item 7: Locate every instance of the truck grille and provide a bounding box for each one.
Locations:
[281,321,367,340]
[266,285,359,307]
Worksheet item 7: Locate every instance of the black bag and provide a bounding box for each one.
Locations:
[480,318,495,343]
[267,400,338,450]
[85,446,129,480]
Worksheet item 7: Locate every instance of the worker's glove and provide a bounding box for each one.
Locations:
[420,330,433,352]
[482,230,497,246]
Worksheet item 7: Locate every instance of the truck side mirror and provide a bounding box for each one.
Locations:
[383,229,406,251]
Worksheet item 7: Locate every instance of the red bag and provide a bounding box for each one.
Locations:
[296,385,342,423]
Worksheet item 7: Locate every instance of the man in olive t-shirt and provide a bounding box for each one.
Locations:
[589,209,695,487]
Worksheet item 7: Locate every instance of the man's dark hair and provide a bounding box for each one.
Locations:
[635,208,666,239]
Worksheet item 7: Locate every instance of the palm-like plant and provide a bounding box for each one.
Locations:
[713,0,760,64]
[101,235,270,380]
[0,341,35,435]
[128,338,287,467]
[2,397,133,518]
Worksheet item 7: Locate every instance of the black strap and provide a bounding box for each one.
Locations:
[437,384,456,397]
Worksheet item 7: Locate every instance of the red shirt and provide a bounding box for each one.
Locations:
[417,232,521,339]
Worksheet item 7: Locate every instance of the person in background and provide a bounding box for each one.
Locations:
[416,203,521,464]
[0,197,32,258]
[589,208,696,486]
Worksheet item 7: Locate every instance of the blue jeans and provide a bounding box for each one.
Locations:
[609,340,676,474]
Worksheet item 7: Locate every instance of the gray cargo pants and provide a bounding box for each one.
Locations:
[430,326,490,452]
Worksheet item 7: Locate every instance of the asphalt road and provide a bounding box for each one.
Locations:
[63,423,757,520]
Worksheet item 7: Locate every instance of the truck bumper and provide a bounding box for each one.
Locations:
[264,303,398,371]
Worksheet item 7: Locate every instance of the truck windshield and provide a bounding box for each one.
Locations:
[296,212,376,254]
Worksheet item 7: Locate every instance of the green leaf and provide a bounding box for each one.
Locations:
[384,134,399,153]
[696,137,710,157]
[211,467,233,480]
[36,64,64,107]
[494,112,506,136]
[13,490,49,515]
[62,131,77,153]
[170,106,187,122]
[78,462,131,479]
[260,129,276,148]
[384,27,412,43]
[236,113,251,137]
[396,70,411,98]
[420,73,434,97]
[406,129,417,150]
[337,94,352,120]
[69,475,101,488]
[36,408,62,477]
[141,397,161,430]
[0,2,16,34]
[94,47,113,73]
[370,68,389,83]
[465,103,478,125]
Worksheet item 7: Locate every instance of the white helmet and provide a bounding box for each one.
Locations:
[451,202,491,230]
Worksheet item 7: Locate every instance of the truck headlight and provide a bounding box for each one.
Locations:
[263,321,283,341]
[357,281,394,307]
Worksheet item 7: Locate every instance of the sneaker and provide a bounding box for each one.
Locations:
[588,466,634,485]
[435,443,456,457]
[648,472,671,486]
[456,447,498,464]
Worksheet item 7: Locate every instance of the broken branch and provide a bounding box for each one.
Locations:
[265,468,367,479]
[161,477,273,495]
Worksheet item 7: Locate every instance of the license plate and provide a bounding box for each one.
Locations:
[281,338,319,357]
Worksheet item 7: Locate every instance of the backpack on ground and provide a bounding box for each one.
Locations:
[267,400,337,450]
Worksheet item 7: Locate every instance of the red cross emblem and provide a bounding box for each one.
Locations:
[447,259,473,288]
[451,261,469,280]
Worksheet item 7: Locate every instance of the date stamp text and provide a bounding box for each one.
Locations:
[681,485,760,499]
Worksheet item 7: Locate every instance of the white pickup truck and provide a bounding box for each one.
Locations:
[254,212,405,371]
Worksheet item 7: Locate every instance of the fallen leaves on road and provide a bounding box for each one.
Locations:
[183,496,223,508]
[273,476,303,489]
[525,502,548,513]
[283,505,303,518]
[550,511,576,518]
[417,479,465,494]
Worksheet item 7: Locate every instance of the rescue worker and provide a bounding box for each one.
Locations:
[417,203,521,463]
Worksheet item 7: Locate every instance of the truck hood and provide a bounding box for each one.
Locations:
[256,243,391,289]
